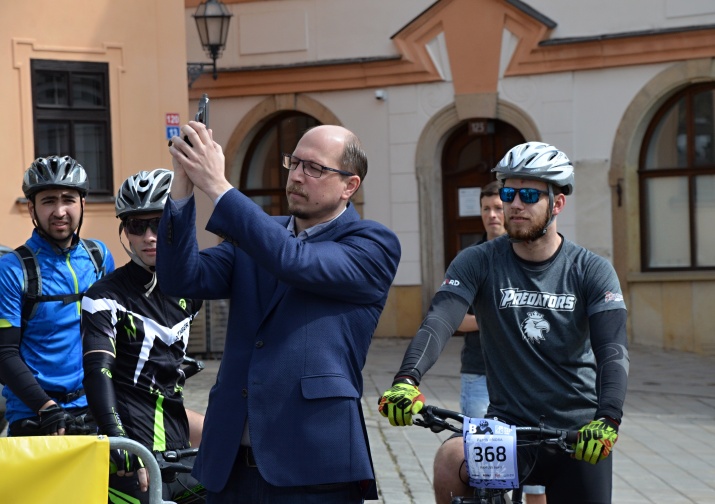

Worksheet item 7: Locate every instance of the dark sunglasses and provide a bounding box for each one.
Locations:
[124,217,161,236]
[499,187,548,204]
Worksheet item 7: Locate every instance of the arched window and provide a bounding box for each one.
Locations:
[640,83,715,270]
[240,112,320,216]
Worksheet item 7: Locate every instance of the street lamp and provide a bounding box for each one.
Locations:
[192,0,233,81]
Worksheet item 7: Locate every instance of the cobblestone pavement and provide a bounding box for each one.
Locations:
[183,337,715,503]
[4,336,711,503]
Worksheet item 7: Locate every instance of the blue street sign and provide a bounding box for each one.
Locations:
[166,126,180,140]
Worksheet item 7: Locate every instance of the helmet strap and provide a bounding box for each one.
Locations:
[75,198,84,240]
[541,184,556,235]
[118,222,156,278]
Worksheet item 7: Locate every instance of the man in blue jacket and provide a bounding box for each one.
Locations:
[159,122,401,503]
[0,156,114,436]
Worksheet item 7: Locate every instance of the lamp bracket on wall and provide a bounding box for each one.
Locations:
[188,63,212,88]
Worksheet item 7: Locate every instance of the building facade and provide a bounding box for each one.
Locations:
[3,0,715,353]
[1,0,190,262]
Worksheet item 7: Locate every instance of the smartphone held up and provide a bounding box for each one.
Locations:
[194,93,210,128]
[168,93,210,147]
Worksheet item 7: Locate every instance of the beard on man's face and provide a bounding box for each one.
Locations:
[505,208,550,242]
[288,207,310,219]
[286,183,310,219]
[37,215,76,244]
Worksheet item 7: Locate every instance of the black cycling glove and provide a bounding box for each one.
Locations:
[110,448,145,476]
[38,404,74,434]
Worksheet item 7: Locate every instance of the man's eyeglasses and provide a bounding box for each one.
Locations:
[281,153,354,178]
[124,217,161,236]
[499,187,549,204]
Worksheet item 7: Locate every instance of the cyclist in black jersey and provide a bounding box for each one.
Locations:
[81,169,205,503]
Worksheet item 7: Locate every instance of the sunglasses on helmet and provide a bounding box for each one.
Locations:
[499,187,548,204]
[124,217,161,236]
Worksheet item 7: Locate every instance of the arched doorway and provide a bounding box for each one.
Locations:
[415,101,539,312]
[441,119,525,267]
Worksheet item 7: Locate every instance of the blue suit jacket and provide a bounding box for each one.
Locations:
[156,189,400,495]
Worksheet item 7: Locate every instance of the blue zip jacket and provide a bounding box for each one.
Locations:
[0,230,114,425]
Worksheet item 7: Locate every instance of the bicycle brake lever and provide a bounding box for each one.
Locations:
[415,413,455,433]
[161,450,180,463]
[414,417,446,433]
[540,435,575,454]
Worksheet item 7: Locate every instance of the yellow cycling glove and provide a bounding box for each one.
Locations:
[378,380,425,426]
[574,418,619,464]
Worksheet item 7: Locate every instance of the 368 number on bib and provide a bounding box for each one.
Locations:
[463,418,519,489]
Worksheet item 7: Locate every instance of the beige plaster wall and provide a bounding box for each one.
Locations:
[630,279,715,355]
[573,159,613,261]
[375,285,423,338]
[1,0,189,261]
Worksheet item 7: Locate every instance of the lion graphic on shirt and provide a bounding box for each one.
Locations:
[520,311,550,344]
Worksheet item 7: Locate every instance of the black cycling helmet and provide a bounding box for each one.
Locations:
[22,156,89,199]
[492,142,574,195]
[115,169,173,219]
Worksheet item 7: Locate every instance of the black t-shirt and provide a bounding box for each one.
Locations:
[82,261,202,450]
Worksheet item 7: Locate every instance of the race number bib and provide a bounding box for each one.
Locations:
[463,417,518,489]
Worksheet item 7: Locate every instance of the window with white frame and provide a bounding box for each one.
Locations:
[640,83,715,270]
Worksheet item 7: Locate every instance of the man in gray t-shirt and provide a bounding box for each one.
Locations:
[445,234,625,430]
[378,142,629,504]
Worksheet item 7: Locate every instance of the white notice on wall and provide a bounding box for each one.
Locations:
[459,187,481,217]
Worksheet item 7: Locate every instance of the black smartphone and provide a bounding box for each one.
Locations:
[195,93,209,128]
[168,93,210,147]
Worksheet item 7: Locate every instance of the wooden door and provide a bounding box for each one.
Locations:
[442,119,526,268]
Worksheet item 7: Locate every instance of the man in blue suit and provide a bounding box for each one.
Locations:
[159,122,401,503]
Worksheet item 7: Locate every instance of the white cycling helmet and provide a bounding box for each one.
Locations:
[492,142,574,195]
[115,169,173,219]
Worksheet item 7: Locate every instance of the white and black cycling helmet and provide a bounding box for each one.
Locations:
[115,169,173,219]
[22,156,89,199]
[492,142,574,195]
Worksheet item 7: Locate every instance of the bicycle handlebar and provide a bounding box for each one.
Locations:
[17,412,95,436]
[155,447,199,482]
[108,436,179,504]
[415,405,579,445]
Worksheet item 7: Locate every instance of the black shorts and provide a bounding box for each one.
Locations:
[517,444,612,504]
